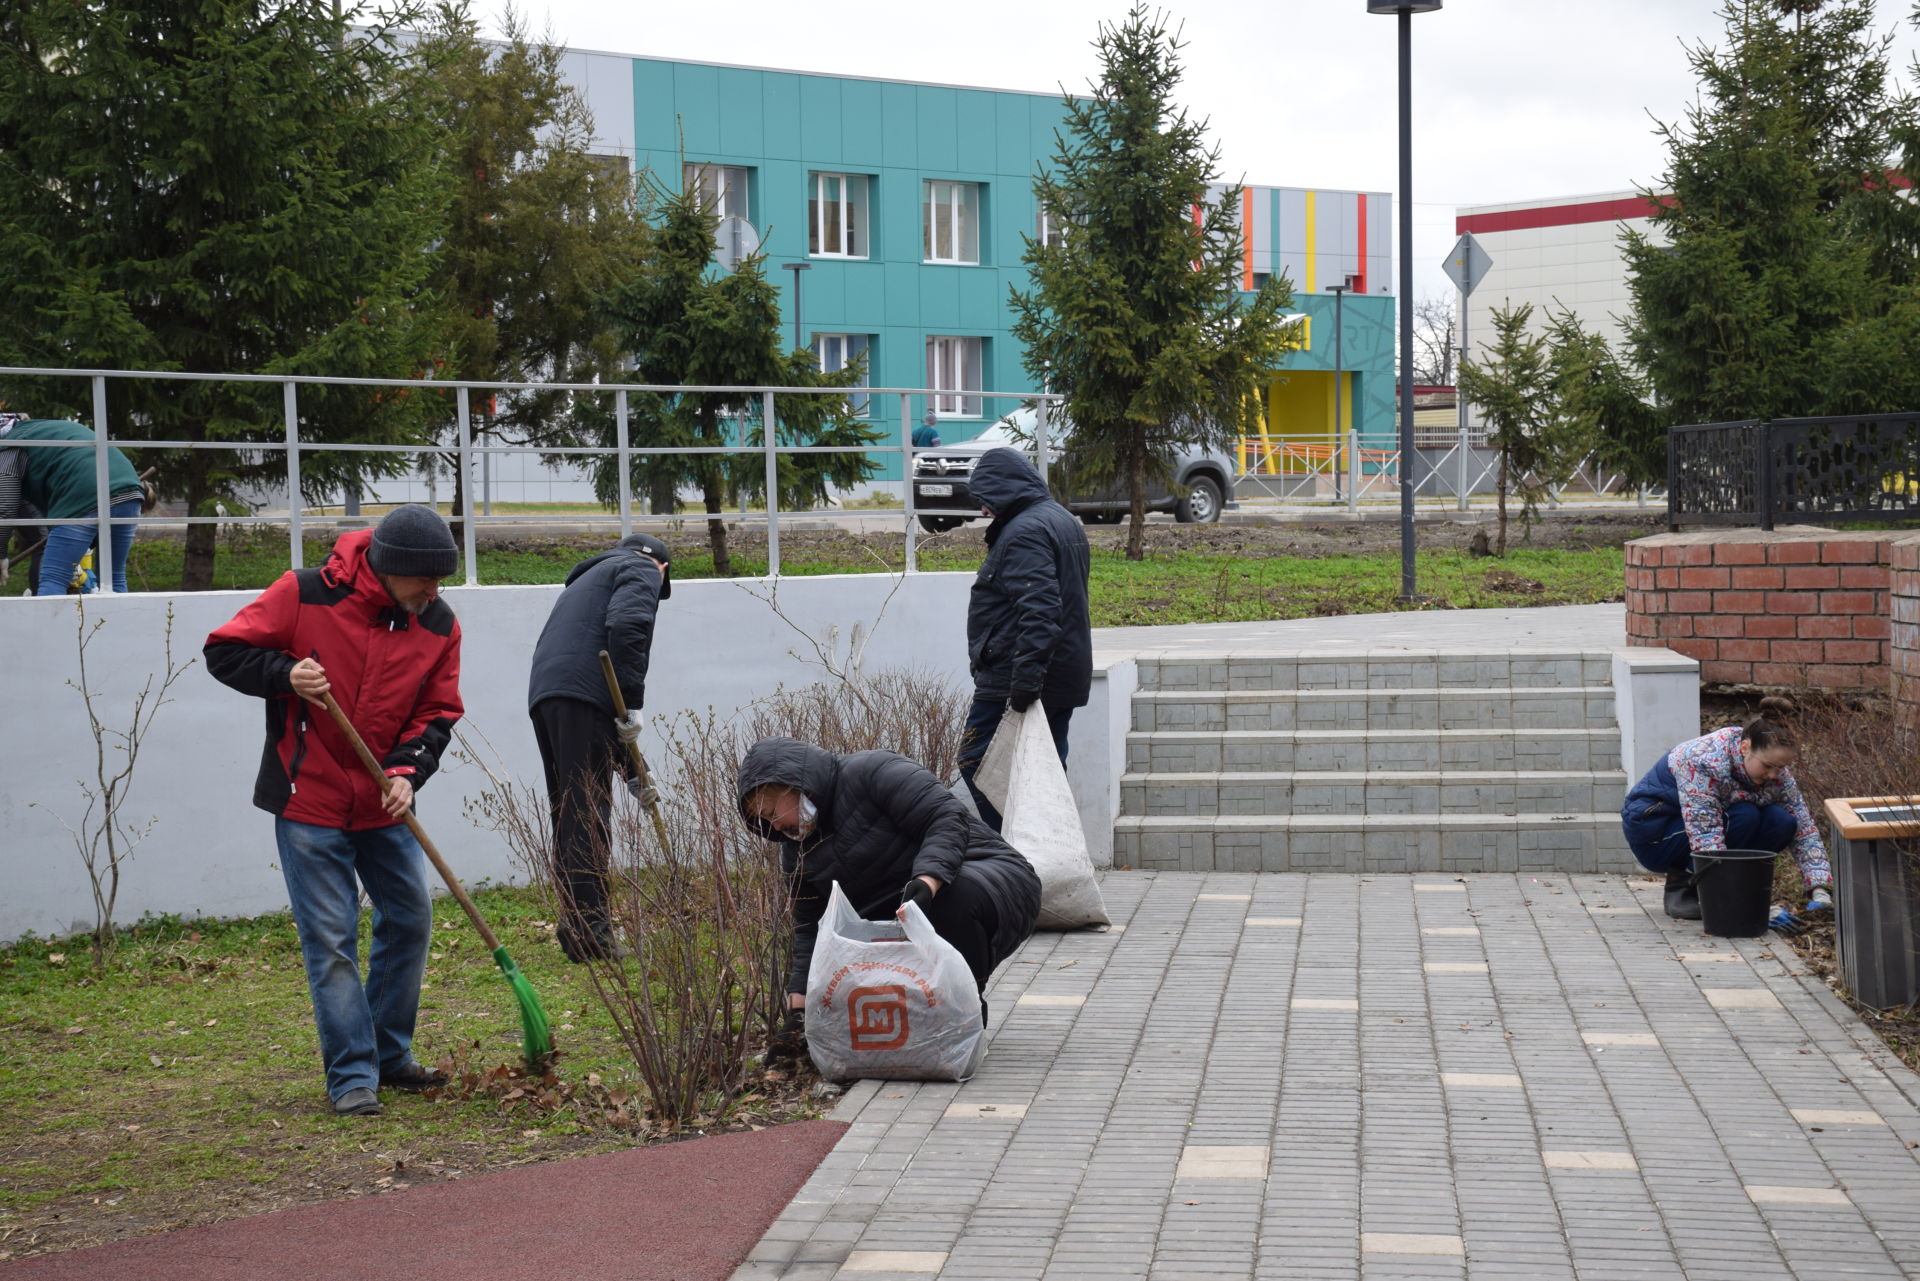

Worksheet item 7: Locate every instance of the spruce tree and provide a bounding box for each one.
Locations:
[1457,305,1575,556]
[1623,0,1920,424]
[1543,309,1665,494]
[0,2,453,589]
[416,6,649,522]
[595,179,879,575]
[1010,6,1296,562]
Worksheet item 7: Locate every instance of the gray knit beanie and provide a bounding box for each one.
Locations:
[368,504,458,578]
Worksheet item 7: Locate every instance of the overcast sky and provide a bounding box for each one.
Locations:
[512,0,1920,303]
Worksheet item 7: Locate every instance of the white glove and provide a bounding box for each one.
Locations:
[625,775,664,808]
[614,709,643,744]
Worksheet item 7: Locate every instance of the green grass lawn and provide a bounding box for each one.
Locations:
[2,529,1626,624]
[0,888,814,1258]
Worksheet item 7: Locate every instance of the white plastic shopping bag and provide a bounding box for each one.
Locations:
[974,708,1111,930]
[804,883,986,1082]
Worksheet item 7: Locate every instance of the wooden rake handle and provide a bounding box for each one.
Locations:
[598,649,674,854]
[317,691,500,952]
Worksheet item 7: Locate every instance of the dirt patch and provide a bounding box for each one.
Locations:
[489,512,1660,566]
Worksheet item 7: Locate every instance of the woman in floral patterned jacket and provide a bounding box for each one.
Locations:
[1620,696,1833,922]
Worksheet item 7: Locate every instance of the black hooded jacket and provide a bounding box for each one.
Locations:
[736,737,1042,994]
[966,448,1093,706]
[527,548,664,714]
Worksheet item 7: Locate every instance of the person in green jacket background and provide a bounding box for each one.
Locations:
[0,416,142,595]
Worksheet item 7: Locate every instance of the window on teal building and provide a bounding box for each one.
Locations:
[683,162,750,221]
[926,336,983,417]
[923,181,981,264]
[813,334,871,414]
[1036,206,1066,250]
[809,173,869,258]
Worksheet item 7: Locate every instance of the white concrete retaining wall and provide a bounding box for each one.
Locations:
[0,571,984,943]
[1065,660,1134,871]
[1612,647,1702,781]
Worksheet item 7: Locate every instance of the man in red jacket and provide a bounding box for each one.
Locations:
[205,505,463,1118]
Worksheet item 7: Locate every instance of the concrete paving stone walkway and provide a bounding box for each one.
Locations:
[734,871,1920,1281]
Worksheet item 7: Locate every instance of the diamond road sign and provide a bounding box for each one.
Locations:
[1442,232,1493,296]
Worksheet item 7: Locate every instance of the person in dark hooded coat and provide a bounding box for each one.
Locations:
[959,446,1093,830]
[527,533,671,962]
[736,736,1042,1057]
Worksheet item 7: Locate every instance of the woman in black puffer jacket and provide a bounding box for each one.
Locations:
[737,736,1041,1040]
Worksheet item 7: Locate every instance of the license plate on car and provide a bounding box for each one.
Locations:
[920,484,953,496]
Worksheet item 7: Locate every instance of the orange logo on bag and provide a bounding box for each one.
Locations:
[847,985,910,1051]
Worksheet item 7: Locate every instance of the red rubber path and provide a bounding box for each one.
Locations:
[2,1120,846,1281]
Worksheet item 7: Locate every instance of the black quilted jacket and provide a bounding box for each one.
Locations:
[736,737,1041,993]
[526,548,663,714]
[965,448,1093,707]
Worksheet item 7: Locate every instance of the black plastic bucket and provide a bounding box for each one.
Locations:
[1692,848,1777,938]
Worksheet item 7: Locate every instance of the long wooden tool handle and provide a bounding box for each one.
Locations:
[598,650,674,851]
[318,691,501,952]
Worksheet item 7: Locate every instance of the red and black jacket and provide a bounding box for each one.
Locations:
[204,529,464,830]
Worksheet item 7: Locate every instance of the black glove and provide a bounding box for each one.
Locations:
[1008,688,1039,712]
[899,877,936,913]
[766,1006,807,1065]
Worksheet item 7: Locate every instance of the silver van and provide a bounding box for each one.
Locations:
[910,405,1238,532]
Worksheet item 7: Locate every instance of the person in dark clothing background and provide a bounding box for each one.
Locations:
[737,735,1042,1061]
[527,533,671,962]
[957,446,1093,830]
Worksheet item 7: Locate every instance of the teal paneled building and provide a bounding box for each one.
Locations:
[558,48,1398,482]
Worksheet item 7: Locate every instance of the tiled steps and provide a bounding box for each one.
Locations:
[1113,651,1637,874]
[1121,769,1628,817]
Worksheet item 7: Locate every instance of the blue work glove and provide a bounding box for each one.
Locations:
[1768,903,1805,934]
[1803,885,1834,918]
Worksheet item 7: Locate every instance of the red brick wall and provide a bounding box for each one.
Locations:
[1624,530,1893,689]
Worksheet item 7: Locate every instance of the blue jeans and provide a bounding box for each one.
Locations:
[1621,800,1797,875]
[37,499,141,595]
[957,697,1074,833]
[275,818,433,1100]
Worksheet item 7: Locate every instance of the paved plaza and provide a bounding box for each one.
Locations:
[735,871,1920,1280]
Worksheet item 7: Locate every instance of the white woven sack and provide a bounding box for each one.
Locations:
[973,708,1110,930]
[804,882,985,1082]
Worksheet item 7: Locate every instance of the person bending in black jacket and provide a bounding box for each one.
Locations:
[737,736,1042,1058]
[958,447,1093,830]
[527,533,670,962]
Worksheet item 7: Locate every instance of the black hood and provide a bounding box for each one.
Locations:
[968,447,1049,519]
[736,737,840,840]
[563,548,625,587]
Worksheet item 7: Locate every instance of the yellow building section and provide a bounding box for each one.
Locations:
[1239,371,1351,474]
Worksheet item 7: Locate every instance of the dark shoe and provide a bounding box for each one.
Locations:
[332,1087,383,1117]
[380,1061,449,1092]
[1664,869,1701,920]
[559,924,629,964]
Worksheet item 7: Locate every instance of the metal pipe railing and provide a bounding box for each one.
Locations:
[0,365,1063,588]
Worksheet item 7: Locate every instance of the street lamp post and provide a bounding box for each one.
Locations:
[1326,279,1354,505]
[779,262,811,351]
[1368,0,1441,600]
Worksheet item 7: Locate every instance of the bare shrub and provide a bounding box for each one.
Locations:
[33,600,195,965]
[1789,697,1920,874]
[462,662,969,1129]
[744,668,971,781]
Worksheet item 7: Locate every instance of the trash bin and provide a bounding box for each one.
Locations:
[1692,848,1776,938]
[1825,798,1920,1010]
